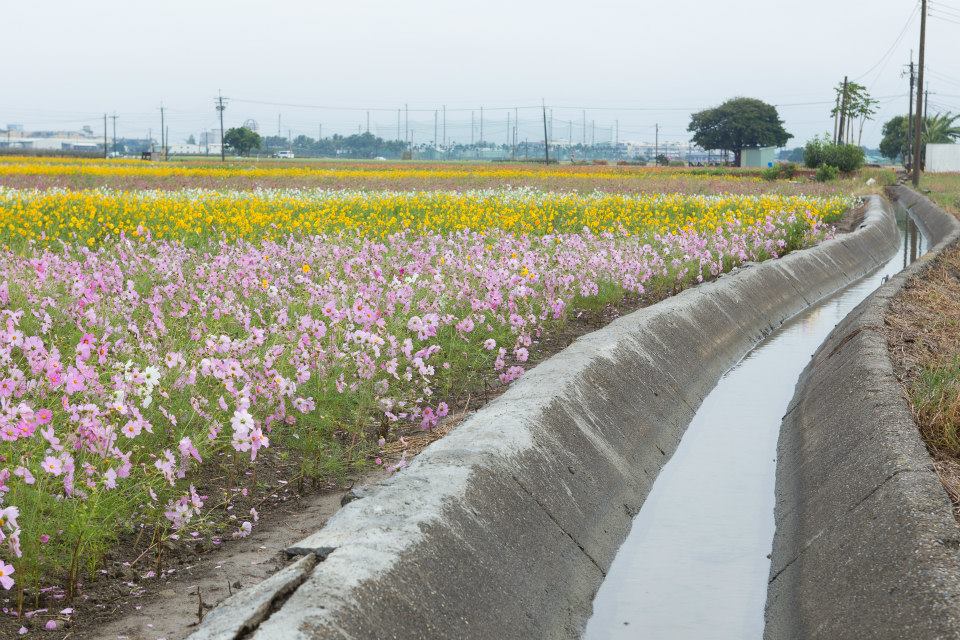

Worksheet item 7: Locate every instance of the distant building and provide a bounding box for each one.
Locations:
[926,144,960,172]
[0,124,102,152]
[740,147,777,168]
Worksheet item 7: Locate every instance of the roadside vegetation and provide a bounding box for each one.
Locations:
[888,174,960,511]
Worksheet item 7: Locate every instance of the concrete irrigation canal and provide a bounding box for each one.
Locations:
[189,187,960,640]
[582,201,928,639]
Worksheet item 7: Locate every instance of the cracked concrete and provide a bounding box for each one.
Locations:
[188,196,901,640]
[766,186,960,640]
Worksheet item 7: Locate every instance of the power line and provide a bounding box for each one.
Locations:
[853,2,920,84]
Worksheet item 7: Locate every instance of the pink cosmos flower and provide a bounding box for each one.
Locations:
[0,506,20,529]
[64,366,85,395]
[0,560,15,590]
[41,456,63,477]
[14,466,35,485]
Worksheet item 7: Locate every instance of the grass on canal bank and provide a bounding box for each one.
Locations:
[888,175,960,511]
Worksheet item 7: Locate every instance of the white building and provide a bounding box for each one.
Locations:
[926,144,960,173]
[0,124,103,151]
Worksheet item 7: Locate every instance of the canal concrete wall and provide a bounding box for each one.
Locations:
[766,186,960,640]
[190,197,901,640]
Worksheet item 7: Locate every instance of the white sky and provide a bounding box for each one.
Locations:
[2,0,957,147]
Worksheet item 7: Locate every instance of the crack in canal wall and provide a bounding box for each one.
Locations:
[189,196,900,640]
[766,186,960,640]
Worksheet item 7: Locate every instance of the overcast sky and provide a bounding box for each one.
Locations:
[3,0,957,147]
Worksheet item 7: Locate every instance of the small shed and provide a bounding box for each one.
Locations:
[926,144,960,172]
[740,147,777,168]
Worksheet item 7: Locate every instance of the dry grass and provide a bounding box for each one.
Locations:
[887,184,960,513]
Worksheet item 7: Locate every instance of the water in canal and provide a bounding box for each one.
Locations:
[583,208,928,640]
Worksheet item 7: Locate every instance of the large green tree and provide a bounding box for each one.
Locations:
[688,97,792,165]
[223,127,262,156]
[879,115,909,161]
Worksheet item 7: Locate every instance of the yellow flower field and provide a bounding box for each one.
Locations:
[0,187,850,244]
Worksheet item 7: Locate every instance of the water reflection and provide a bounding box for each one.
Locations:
[583,208,926,640]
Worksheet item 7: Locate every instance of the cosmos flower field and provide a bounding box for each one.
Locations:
[0,157,852,627]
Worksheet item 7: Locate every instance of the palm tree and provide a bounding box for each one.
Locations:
[923,112,960,145]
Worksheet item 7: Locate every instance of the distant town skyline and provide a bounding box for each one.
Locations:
[3,0,956,148]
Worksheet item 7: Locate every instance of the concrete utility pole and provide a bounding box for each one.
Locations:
[837,76,849,145]
[216,92,227,162]
[110,113,118,155]
[913,0,927,187]
[833,91,840,143]
[542,99,550,163]
[655,123,659,163]
[615,119,619,160]
[907,54,915,169]
[103,113,108,159]
[160,104,169,160]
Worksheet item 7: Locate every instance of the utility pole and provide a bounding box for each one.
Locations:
[366,111,370,134]
[433,110,438,147]
[833,91,840,144]
[404,103,409,145]
[907,54,915,170]
[216,92,227,162]
[110,113,118,156]
[542,99,550,163]
[837,76,849,145]
[655,123,659,163]
[160,104,169,161]
[913,0,927,187]
[615,119,619,161]
[103,113,108,159]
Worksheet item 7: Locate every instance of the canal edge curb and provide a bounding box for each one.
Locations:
[766,186,960,640]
